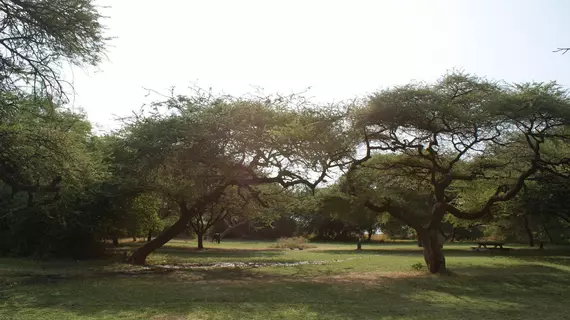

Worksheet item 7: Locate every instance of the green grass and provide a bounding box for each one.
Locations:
[1,240,569,320]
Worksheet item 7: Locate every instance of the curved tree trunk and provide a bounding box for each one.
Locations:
[130,212,192,265]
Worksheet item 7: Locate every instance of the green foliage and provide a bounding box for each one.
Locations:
[0,0,108,97]
[0,1,109,258]
[0,96,110,258]
[411,262,424,271]
[124,193,162,238]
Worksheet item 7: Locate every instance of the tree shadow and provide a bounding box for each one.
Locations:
[145,246,297,264]
[2,261,569,320]
[317,246,570,259]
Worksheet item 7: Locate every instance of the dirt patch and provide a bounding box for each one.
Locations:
[311,271,427,285]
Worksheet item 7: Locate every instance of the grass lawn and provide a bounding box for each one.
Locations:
[1,239,569,320]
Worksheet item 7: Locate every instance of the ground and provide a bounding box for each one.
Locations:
[1,240,569,320]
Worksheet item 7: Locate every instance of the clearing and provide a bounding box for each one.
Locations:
[1,240,569,320]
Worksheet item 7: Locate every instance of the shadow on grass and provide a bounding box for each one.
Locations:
[2,261,570,320]
[317,246,570,258]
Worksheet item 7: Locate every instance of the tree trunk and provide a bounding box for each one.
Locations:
[147,229,152,242]
[197,232,204,250]
[220,220,247,240]
[130,212,193,265]
[112,234,119,247]
[523,214,534,247]
[543,223,554,244]
[419,229,446,274]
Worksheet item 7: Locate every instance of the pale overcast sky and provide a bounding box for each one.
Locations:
[66,0,570,132]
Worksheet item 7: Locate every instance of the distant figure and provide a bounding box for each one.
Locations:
[356,235,362,250]
[213,233,221,244]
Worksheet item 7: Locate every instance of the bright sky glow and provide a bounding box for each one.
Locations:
[66,0,570,132]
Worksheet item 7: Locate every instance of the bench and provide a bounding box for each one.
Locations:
[471,241,511,252]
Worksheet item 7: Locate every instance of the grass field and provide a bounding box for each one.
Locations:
[1,239,569,320]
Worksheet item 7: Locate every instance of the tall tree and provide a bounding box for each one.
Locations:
[347,73,570,273]
[0,0,107,202]
[121,90,355,264]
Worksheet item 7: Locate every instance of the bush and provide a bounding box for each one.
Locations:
[411,262,424,271]
[272,237,316,250]
[370,234,389,242]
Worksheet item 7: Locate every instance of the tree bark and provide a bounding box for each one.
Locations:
[523,214,534,247]
[420,202,447,274]
[419,228,446,274]
[130,211,193,265]
[197,232,204,250]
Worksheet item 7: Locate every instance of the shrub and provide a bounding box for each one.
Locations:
[411,262,424,271]
[370,234,389,242]
[272,237,316,250]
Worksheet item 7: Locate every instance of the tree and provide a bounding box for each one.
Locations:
[124,193,162,242]
[313,185,381,242]
[187,184,286,249]
[0,0,107,212]
[121,90,355,264]
[517,173,570,244]
[0,0,107,98]
[346,73,570,273]
[0,98,109,257]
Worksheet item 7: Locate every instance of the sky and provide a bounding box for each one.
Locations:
[65,0,570,132]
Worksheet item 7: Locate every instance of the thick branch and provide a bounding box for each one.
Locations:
[445,164,538,220]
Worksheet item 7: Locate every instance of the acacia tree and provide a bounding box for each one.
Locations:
[0,0,107,201]
[121,90,355,264]
[0,0,107,97]
[347,73,570,273]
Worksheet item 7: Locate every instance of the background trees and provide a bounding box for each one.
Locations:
[1,4,569,275]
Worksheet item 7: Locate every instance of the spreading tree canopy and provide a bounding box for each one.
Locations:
[346,73,570,273]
